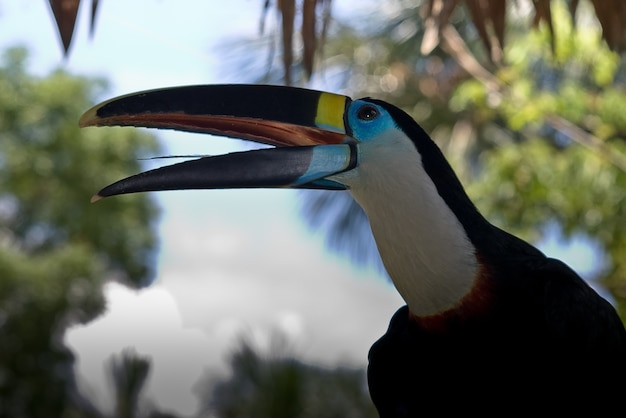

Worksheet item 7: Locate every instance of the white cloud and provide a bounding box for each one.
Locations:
[65,283,218,416]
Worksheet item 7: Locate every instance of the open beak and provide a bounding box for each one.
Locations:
[79,84,358,201]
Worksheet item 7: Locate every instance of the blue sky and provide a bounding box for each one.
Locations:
[0,1,607,415]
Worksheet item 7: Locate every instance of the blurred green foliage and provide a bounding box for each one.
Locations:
[454,4,626,315]
[201,336,377,418]
[0,47,160,417]
[108,349,152,418]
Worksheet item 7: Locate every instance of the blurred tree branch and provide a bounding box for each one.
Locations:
[43,0,626,83]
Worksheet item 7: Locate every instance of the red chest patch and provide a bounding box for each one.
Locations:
[410,260,497,334]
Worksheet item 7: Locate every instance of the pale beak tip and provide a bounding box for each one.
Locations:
[79,105,100,128]
[90,194,104,203]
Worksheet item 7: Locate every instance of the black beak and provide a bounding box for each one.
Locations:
[80,84,358,200]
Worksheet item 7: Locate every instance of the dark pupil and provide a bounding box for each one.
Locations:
[357,105,379,121]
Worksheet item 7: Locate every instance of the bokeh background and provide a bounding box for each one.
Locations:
[1,1,625,417]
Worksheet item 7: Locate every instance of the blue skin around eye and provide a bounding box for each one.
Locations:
[346,100,398,142]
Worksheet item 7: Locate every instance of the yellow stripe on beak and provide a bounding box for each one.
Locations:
[315,92,347,133]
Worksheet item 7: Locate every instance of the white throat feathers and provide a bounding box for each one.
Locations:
[333,130,478,317]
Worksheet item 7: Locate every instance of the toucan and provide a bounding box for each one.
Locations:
[80,85,626,415]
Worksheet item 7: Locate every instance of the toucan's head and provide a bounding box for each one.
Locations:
[79,84,445,201]
[81,84,483,317]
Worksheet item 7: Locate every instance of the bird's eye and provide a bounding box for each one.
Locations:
[356,104,379,121]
